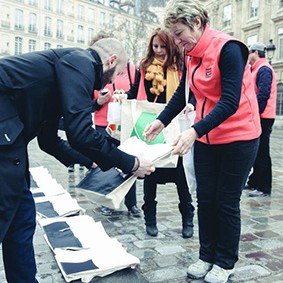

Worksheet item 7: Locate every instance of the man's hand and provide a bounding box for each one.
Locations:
[131,154,155,178]
[97,89,111,105]
[143,120,164,143]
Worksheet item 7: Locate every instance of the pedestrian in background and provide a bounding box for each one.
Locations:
[126,27,195,238]
[0,38,154,283]
[144,0,261,282]
[245,42,277,197]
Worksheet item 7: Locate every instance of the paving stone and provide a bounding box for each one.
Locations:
[231,264,271,281]
[154,255,179,267]
[155,245,186,255]
[144,267,186,282]
[1,129,283,283]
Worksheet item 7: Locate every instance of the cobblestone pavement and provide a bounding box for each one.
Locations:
[1,125,283,283]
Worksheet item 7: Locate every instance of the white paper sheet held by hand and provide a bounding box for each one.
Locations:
[118,136,173,164]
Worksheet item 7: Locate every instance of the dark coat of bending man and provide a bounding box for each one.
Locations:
[0,38,154,283]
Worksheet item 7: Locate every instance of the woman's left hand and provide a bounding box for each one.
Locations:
[172,127,198,155]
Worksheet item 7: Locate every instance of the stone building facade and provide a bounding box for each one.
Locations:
[0,0,159,65]
[201,0,283,115]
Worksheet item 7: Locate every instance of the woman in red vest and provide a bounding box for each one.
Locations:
[126,27,195,239]
[144,1,261,282]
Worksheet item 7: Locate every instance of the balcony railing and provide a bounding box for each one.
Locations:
[1,20,10,28]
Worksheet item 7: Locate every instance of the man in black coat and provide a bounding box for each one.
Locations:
[0,38,154,283]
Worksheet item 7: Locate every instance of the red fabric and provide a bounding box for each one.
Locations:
[93,63,136,126]
[251,58,277,119]
[186,26,261,144]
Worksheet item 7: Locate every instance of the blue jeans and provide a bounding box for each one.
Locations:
[195,138,259,269]
[2,179,39,283]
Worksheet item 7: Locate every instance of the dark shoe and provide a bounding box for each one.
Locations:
[68,164,75,172]
[248,189,270,197]
[146,225,158,236]
[128,205,141,217]
[182,225,193,238]
[100,206,114,216]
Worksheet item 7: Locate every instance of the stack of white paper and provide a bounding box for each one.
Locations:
[31,167,140,281]
[38,216,139,282]
[30,166,85,217]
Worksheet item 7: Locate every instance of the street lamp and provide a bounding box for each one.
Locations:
[266,39,276,64]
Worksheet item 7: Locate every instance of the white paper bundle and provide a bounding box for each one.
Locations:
[54,243,139,282]
[38,215,112,251]
[34,192,85,218]
[118,136,173,165]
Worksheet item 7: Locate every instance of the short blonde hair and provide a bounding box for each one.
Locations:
[164,0,209,30]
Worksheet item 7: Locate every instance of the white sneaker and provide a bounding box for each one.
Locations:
[248,189,270,197]
[204,264,235,283]
[187,259,213,279]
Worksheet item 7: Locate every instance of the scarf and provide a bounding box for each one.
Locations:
[145,58,180,103]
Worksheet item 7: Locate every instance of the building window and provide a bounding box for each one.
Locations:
[88,28,95,44]
[29,39,36,52]
[15,36,23,55]
[277,83,283,115]
[280,0,283,9]
[247,35,258,48]
[223,5,231,28]
[278,32,283,60]
[1,35,10,55]
[88,8,95,23]
[99,12,105,26]
[28,0,37,6]
[15,9,24,30]
[44,0,52,10]
[249,0,259,18]
[29,13,37,33]
[67,22,74,41]
[109,14,114,27]
[44,42,51,50]
[57,44,63,48]
[57,20,64,38]
[78,5,84,20]
[1,6,10,28]
[44,17,52,36]
[77,25,84,43]
[57,0,64,14]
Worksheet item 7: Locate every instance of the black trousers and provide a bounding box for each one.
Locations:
[247,118,275,194]
[143,157,194,225]
[195,138,259,269]
[2,179,39,283]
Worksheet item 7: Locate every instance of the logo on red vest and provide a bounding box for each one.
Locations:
[205,68,212,78]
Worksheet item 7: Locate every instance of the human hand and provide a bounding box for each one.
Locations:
[143,120,164,143]
[97,89,111,105]
[91,162,98,169]
[184,103,195,113]
[172,127,197,155]
[131,154,155,178]
[113,89,127,103]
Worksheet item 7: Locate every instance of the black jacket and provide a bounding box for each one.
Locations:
[0,48,135,242]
